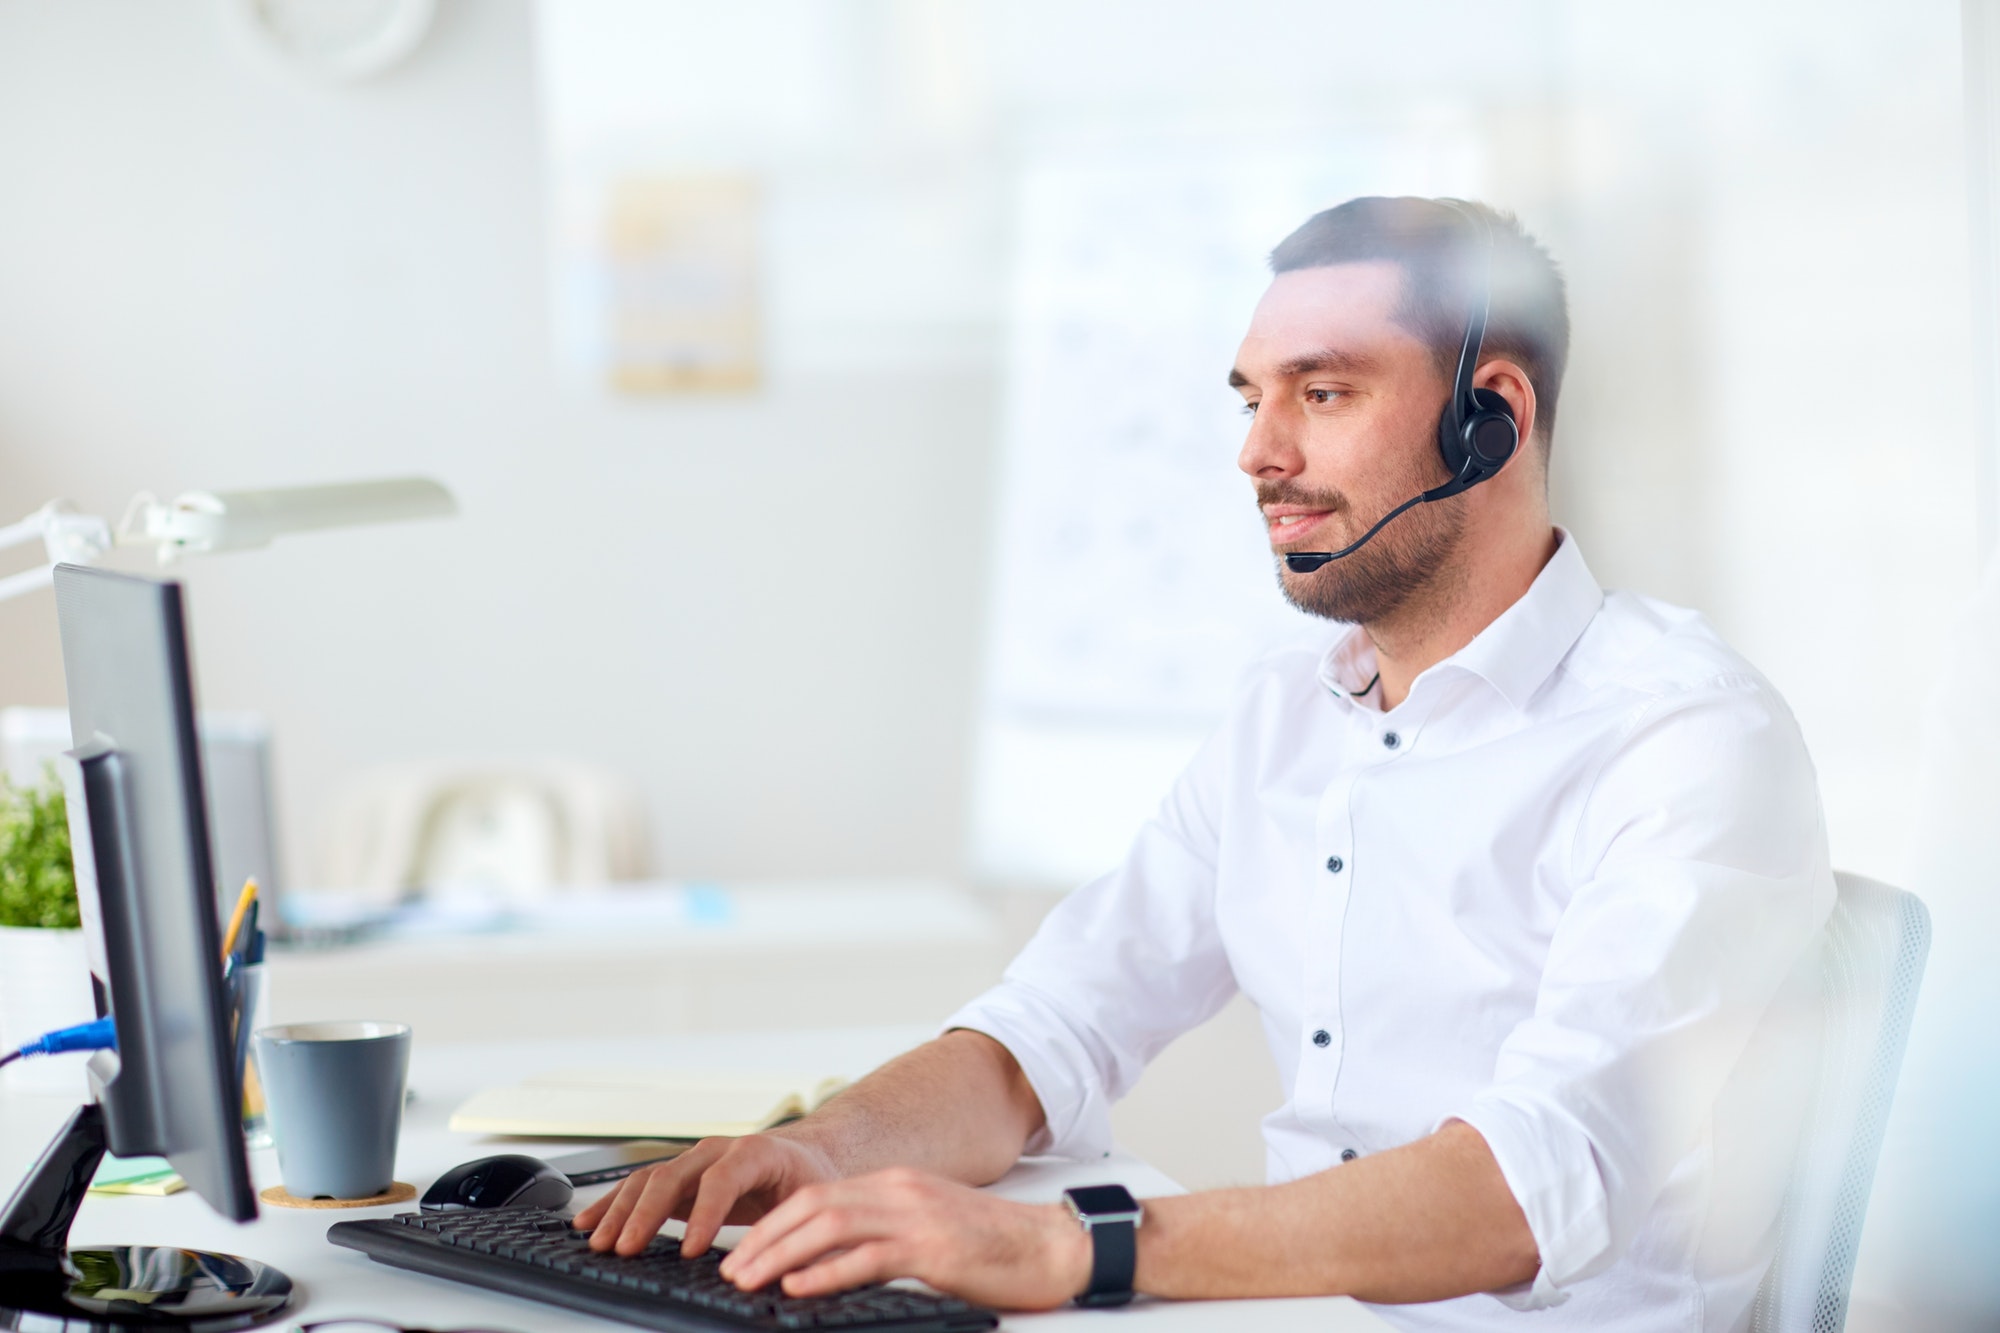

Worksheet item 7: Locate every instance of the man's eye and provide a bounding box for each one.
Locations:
[1241,401,1259,417]
[1306,389,1341,405]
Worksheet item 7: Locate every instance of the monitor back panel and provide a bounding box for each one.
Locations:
[52,563,254,1221]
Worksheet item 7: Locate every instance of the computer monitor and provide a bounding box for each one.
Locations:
[0,564,292,1331]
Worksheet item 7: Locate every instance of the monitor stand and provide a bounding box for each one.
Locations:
[0,1102,293,1331]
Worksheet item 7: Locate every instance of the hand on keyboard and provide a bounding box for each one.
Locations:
[715,1167,1092,1311]
[577,1142,1092,1309]
[576,1133,840,1259]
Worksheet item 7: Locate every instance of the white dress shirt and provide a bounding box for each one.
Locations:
[946,532,1834,1332]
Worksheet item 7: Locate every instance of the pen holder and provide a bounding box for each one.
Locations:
[236,960,272,1147]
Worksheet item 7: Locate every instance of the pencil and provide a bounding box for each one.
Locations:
[220,878,259,963]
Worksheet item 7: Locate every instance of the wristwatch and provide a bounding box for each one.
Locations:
[1062,1183,1143,1307]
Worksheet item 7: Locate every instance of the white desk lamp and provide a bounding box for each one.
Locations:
[0,477,456,603]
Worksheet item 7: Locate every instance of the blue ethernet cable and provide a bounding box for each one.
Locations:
[0,1016,117,1069]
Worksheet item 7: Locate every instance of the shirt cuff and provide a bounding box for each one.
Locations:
[942,982,1115,1161]
[1445,1094,1616,1311]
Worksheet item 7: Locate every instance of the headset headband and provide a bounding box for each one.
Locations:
[1433,198,1493,439]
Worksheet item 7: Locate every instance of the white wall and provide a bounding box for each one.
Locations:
[1551,1,1981,883]
[3,0,1978,893]
[0,0,995,885]
[0,3,1992,1310]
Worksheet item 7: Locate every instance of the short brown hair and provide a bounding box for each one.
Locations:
[1269,197,1570,447]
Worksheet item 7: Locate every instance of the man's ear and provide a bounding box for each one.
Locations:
[1470,358,1552,497]
[1474,358,1537,450]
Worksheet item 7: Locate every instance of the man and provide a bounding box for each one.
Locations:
[577,197,1832,1329]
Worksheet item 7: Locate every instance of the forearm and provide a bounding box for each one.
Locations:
[1133,1121,1539,1303]
[774,1029,1043,1187]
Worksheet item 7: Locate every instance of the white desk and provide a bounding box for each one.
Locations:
[0,1026,1389,1331]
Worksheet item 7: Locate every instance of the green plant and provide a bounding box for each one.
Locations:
[0,769,79,929]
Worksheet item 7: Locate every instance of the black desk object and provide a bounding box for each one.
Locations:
[328,1207,996,1331]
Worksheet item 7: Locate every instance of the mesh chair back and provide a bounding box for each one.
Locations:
[1749,872,1931,1333]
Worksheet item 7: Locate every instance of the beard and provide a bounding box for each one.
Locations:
[1261,455,1467,626]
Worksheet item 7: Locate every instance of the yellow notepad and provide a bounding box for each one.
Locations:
[448,1069,849,1139]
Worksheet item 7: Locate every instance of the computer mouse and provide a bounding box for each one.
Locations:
[421,1154,575,1212]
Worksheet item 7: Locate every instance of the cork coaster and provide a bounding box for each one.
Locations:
[259,1181,417,1209]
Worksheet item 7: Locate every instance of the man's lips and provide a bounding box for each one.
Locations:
[1263,507,1336,544]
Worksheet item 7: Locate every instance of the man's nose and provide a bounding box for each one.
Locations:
[1237,405,1304,481]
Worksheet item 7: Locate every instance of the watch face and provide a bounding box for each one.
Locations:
[1065,1184,1139,1216]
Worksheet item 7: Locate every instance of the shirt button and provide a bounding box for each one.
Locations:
[1325,855,1344,874]
[1312,1029,1332,1048]
[1340,1148,1359,1163]
[1382,731,1401,750]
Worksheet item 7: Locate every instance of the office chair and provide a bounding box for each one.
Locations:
[318,759,651,901]
[1749,872,1931,1333]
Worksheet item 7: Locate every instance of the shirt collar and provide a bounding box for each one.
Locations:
[1316,623,1383,705]
[1314,529,1604,713]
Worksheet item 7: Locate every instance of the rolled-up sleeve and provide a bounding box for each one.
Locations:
[1451,675,1835,1309]
[943,728,1239,1160]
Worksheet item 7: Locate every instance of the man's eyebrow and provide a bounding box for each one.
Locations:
[1227,348,1378,390]
[1275,348,1377,378]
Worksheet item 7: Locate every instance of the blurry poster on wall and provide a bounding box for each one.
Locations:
[598,175,761,394]
[536,3,996,386]
[973,139,1481,884]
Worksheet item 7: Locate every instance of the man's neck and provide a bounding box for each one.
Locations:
[1365,525,1561,710]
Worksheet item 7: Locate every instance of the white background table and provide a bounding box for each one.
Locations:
[262,882,1016,1043]
[0,1026,1390,1331]
[249,880,1285,1197]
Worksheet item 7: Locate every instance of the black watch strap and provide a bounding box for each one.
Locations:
[1076,1217,1136,1308]
[1064,1184,1141,1308]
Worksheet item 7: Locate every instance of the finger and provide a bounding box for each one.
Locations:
[576,1166,652,1235]
[724,1206,874,1291]
[573,1188,611,1229]
[678,1151,772,1258]
[726,1165,934,1271]
[583,1165,661,1246]
[612,1156,713,1255]
[715,1179,833,1275]
[780,1240,901,1299]
[574,1167,648,1228]
[591,1146,718,1251]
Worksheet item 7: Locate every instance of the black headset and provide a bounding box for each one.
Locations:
[1283,200,1519,573]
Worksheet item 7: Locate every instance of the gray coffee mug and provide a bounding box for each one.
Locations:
[255,1021,411,1200]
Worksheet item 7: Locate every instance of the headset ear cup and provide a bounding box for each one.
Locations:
[1436,388,1519,487]
[1436,400,1473,481]
[1464,387,1518,472]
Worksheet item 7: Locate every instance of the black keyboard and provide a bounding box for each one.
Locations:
[326,1208,999,1332]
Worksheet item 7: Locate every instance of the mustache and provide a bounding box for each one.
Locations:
[1254,480,1348,512]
